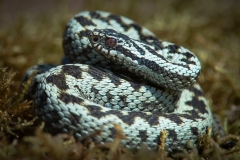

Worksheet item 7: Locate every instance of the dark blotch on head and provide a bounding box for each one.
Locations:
[179,52,196,65]
[180,58,197,66]
[155,129,178,151]
[185,52,194,59]
[78,30,91,38]
[130,23,162,50]
[140,59,160,71]
[141,44,167,62]
[167,45,180,53]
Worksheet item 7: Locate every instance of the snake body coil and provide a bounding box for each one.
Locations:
[24,11,215,153]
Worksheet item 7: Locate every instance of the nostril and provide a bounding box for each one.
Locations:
[93,37,98,42]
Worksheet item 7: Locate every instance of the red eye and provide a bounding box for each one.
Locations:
[106,38,117,47]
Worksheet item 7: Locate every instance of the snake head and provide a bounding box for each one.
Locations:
[88,29,118,49]
[88,29,140,62]
[88,29,130,50]
[88,29,142,67]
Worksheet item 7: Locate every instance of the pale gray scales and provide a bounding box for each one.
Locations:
[22,10,221,154]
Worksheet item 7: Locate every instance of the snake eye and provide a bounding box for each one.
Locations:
[106,38,117,47]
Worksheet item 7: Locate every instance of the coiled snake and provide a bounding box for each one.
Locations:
[23,11,219,154]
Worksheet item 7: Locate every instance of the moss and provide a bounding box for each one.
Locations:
[0,0,239,159]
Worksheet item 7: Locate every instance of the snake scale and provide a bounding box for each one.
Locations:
[23,10,221,154]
